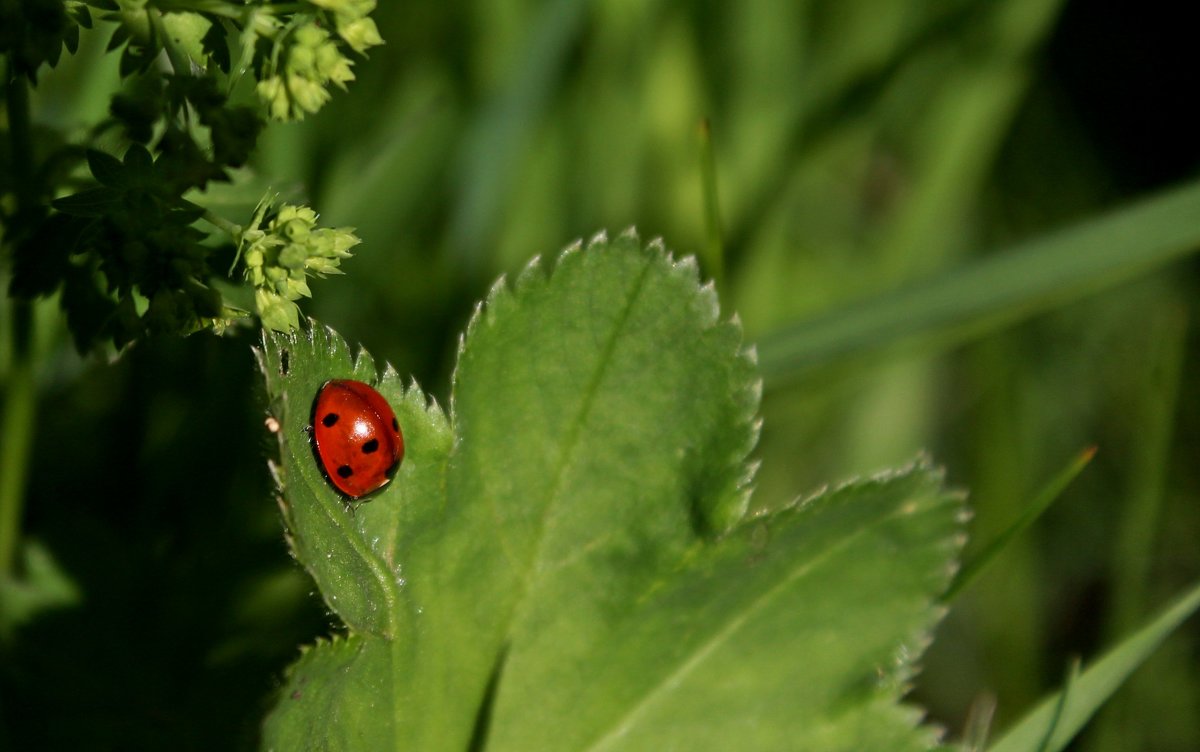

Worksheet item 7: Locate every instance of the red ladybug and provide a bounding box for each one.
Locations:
[311,379,404,499]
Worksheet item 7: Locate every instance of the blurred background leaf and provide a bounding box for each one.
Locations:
[3,1,1199,750]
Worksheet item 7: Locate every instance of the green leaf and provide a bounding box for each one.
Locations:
[0,540,82,638]
[86,148,127,188]
[988,580,1200,752]
[161,12,212,68]
[106,23,129,52]
[119,41,157,78]
[757,179,1200,385]
[486,463,963,752]
[64,23,80,54]
[52,187,121,216]
[260,231,963,750]
[122,142,153,174]
[257,324,451,639]
[202,18,231,72]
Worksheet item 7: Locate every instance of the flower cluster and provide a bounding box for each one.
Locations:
[256,2,383,121]
[308,0,385,54]
[239,202,360,331]
[5,0,384,350]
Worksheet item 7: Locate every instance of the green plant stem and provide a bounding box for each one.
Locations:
[202,208,242,238]
[0,307,35,579]
[0,74,37,579]
[697,118,725,289]
[942,445,1096,602]
[154,0,264,19]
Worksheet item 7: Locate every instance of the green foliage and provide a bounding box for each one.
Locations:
[258,233,964,750]
[1,0,382,352]
[4,2,1200,750]
[0,0,95,82]
[239,200,359,332]
[756,180,1200,383]
[989,581,1200,752]
[0,539,80,638]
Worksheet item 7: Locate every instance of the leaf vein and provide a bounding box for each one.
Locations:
[581,501,920,751]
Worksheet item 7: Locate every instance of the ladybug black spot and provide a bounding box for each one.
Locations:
[362,439,379,454]
[322,413,339,427]
[337,465,354,478]
[392,417,399,432]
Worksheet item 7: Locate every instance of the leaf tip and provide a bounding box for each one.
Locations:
[267,458,284,489]
[559,237,584,259]
[742,342,759,366]
[515,254,545,290]
[352,346,378,380]
[587,228,611,250]
[485,273,511,312]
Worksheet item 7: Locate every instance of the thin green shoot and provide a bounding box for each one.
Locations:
[1034,659,1080,752]
[697,118,725,289]
[943,446,1096,602]
[988,579,1200,752]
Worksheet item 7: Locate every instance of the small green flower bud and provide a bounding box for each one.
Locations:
[256,289,300,332]
[277,205,317,226]
[331,229,361,255]
[316,43,355,87]
[288,276,312,299]
[256,76,291,121]
[286,74,330,117]
[305,257,345,276]
[282,219,311,243]
[337,16,383,54]
[294,24,329,49]
[247,8,280,38]
[278,244,307,270]
[289,44,317,75]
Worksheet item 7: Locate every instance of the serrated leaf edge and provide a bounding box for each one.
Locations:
[255,323,447,639]
[448,228,762,532]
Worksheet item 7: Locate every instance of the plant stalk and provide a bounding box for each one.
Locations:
[697,118,725,289]
[0,307,35,579]
[0,74,38,579]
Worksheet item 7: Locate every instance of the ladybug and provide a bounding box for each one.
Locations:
[311,379,404,499]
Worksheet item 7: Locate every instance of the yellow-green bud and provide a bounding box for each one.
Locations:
[337,16,383,53]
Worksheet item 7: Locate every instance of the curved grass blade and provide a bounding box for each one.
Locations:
[757,179,1200,385]
[943,446,1095,602]
[988,580,1200,752]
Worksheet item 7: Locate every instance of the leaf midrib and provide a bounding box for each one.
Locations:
[289,390,402,640]
[488,251,655,722]
[580,497,932,752]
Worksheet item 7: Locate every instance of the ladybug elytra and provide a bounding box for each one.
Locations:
[311,379,404,499]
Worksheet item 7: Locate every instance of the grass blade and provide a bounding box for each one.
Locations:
[988,580,1200,752]
[1033,659,1079,752]
[943,446,1095,602]
[697,118,725,289]
[757,179,1200,385]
